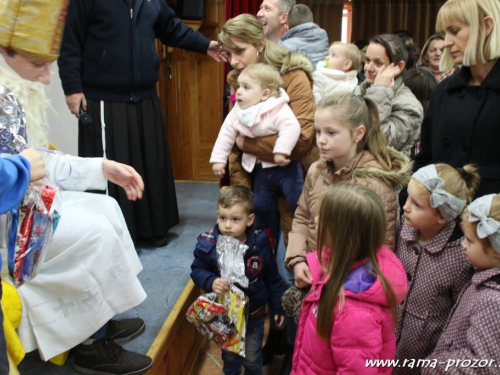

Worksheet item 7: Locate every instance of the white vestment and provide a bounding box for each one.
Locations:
[0,61,147,361]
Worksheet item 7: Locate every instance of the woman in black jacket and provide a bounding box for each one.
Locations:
[414,0,500,198]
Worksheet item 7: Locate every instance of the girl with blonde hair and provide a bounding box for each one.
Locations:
[286,92,411,287]
[292,183,407,374]
[394,163,480,373]
[424,193,500,373]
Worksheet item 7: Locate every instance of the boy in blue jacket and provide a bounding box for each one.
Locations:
[190,185,285,375]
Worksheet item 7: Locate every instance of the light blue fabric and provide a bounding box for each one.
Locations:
[278,22,329,68]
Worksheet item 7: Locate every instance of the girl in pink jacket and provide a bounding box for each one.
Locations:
[292,183,408,375]
[210,63,303,230]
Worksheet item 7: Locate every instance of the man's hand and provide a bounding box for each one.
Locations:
[212,278,230,295]
[235,134,245,150]
[20,149,46,182]
[207,41,227,63]
[102,160,144,201]
[66,93,87,118]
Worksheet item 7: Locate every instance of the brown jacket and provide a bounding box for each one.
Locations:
[285,148,412,266]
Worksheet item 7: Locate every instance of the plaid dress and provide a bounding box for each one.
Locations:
[394,220,473,374]
[424,268,500,374]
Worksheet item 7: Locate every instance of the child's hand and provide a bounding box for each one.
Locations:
[293,262,313,288]
[274,153,290,166]
[212,278,230,295]
[274,314,285,328]
[212,163,226,178]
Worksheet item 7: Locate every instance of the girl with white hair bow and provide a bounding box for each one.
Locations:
[424,192,500,373]
[394,163,480,373]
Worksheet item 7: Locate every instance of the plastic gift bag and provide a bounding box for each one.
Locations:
[7,179,61,287]
[186,285,248,356]
[1,84,61,287]
[216,235,249,288]
[187,235,250,356]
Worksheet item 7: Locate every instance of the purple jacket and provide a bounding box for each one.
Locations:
[292,246,408,375]
[423,268,500,374]
[394,220,473,374]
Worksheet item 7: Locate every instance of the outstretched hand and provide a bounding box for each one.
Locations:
[207,41,227,63]
[102,160,144,201]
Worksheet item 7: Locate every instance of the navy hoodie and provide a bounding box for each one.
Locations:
[59,0,210,102]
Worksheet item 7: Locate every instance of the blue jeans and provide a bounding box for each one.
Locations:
[222,315,265,375]
[253,161,304,229]
[0,281,9,375]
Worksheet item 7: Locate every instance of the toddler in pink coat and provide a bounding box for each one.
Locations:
[292,183,408,375]
[210,63,304,231]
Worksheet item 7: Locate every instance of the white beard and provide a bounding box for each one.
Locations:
[0,55,52,149]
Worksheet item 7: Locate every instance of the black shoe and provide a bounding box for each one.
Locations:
[137,235,169,248]
[262,327,286,366]
[279,343,293,375]
[73,338,153,375]
[106,318,145,343]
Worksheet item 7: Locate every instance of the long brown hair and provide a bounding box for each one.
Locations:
[316,92,392,171]
[316,183,399,341]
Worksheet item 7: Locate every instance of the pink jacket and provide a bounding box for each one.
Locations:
[210,88,301,172]
[292,246,408,375]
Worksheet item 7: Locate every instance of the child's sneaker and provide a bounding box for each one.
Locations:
[106,318,145,343]
[72,338,153,375]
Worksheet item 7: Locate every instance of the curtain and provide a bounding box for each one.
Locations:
[225,0,261,20]
[298,0,345,43]
[351,0,446,48]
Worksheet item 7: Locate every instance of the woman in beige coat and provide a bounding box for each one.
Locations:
[286,93,412,288]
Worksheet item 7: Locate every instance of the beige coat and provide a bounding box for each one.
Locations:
[286,148,412,266]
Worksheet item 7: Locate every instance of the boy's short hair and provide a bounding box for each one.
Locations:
[218,185,255,215]
[241,63,283,98]
[287,4,313,29]
[332,42,362,72]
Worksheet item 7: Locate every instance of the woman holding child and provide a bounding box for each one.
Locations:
[355,34,424,157]
[414,0,500,199]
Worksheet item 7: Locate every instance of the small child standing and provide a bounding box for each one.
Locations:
[210,63,303,231]
[423,193,500,373]
[312,42,361,104]
[190,185,285,375]
[394,164,480,373]
[292,183,408,374]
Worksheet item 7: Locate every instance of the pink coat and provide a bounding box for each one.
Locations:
[210,88,301,172]
[292,246,408,375]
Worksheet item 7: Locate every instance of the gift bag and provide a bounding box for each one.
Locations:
[187,235,250,356]
[1,84,61,287]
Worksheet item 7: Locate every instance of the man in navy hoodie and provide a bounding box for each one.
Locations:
[59,0,224,248]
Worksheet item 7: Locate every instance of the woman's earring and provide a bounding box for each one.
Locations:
[355,139,359,143]
[257,50,261,58]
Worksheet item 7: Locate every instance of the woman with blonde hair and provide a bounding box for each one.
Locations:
[414,0,500,199]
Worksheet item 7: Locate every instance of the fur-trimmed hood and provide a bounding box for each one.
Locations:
[280,51,314,84]
[317,147,412,191]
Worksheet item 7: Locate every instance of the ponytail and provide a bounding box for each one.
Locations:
[361,97,392,171]
[435,163,481,205]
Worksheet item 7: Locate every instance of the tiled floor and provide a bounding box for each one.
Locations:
[194,318,285,375]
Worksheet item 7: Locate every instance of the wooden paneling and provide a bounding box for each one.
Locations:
[157,0,224,182]
[146,280,207,375]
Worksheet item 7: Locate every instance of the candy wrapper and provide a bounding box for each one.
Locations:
[216,235,249,288]
[186,285,248,356]
[0,85,27,153]
[6,179,61,287]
